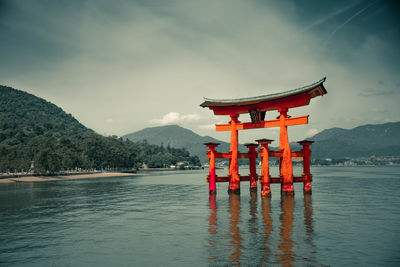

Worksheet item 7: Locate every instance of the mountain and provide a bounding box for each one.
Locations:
[124,122,400,162]
[309,122,400,158]
[123,125,246,163]
[0,85,200,173]
[0,86,93,146]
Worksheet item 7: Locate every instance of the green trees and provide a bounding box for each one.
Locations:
[0,128,201,174]
[0,85,201,174]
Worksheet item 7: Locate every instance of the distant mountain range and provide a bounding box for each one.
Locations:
[123,122,400,161]
[123,125,246,163]
[308,122,400,158]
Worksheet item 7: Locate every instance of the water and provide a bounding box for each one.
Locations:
[1,166,400,266]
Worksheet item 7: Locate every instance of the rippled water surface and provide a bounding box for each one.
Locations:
[1,166,400,266]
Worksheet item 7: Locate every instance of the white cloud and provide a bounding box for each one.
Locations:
[151,112,180,125]
[181,114,201,121]
[198,124,215,130]
[106,118,113,123]
[150,112,200,125]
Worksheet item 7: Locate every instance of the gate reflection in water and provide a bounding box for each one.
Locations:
[207,193,317,266]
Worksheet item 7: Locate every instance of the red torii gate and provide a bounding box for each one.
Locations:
[201,78,327,197]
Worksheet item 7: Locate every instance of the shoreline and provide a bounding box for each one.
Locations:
[0,172,138,184]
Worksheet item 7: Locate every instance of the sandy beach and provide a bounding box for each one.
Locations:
[0,172,138,184]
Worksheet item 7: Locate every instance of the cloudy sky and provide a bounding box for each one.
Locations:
[0,0,399,144]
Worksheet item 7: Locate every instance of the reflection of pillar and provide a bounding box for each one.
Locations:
[205,142,220,195]
[303,194,317,264]
[278,109,294,195]
[278,195,295,266]
[248,191,258,263]
[249,191,257,232]
[256,139,273,198]
[245,143,258,192]
[298,140,314,194]
[261,198,272,265]
[304,194,313,237]
[229,114,240,194]
[207,194,218,262]
[229,194,242,263]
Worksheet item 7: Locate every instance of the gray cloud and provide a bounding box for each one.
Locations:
[0,0,399,143]
[359,88,395,97]
[330,0,377,37]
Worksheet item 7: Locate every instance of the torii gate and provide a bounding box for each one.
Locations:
[201,78,327,197]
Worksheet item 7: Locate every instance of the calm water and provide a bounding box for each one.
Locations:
[1,166,400,266]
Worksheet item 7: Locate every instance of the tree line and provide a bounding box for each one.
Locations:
[0,85,200,174]
[0,135,201,174]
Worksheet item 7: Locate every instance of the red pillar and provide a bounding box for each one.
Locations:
[278,109,294,195]
[298,140,314,194]
[245,143,258,192]
[205,142,219,195]
[228,114,240,194]
[257,139,273,198]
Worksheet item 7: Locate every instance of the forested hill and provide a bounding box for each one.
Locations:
[0,85,92,145]
[0,85,200,174]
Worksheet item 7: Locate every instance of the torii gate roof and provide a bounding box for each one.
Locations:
[200,77,327,115]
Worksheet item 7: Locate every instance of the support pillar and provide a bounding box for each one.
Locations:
[298,140,314,194]
[228,114,240,194]
[245,143,258,192]
[278,109,294,195]
[205,142,220,195]
[257,139,273,198]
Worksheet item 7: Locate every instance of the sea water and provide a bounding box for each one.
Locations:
[0,166,399,266]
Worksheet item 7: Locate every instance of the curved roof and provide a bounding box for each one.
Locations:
[200,77,327,109]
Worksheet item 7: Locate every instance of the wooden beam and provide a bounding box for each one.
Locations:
[216,152,231,159]
[238,152,249,159]
[268,151,282,157]
[215,115,308,131]
[213,175,306,183]
[211,150,304,159]
[215,175,252,182]
[291,151,303,157]
[211,150,303,158]
[207,152,231,159]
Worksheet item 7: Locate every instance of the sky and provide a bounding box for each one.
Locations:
[0,0,399,145]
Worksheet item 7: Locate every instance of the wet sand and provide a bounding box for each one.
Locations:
[0,172,138,183]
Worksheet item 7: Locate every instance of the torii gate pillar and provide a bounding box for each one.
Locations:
[228,114,240,194]
[205,142,220,195]
[298,140,314,194]
[279,108,294,195]
[256,139,273,198]
[245,143,259,192]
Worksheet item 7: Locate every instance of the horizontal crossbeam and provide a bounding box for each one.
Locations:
[216,152,231,159]
[267,151,304,157]
[208,150,304,159]
[215,115,308,131]
[208,175,307,183]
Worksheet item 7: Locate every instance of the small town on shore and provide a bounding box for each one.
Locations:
[2,155,399,183]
